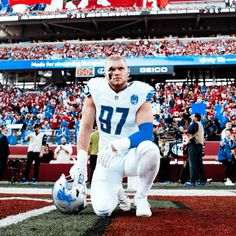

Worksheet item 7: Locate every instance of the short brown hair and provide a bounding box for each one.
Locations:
[104,55,127,69]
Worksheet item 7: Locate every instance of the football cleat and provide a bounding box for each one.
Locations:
[52,173,87,214]
[133,197,152,217]
[118,189,131,211]
[224,178,234,186]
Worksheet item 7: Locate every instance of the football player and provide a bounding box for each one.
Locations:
[70,55,160,217]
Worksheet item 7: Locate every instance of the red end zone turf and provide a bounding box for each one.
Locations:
[104,196,236,236]
[1,194,235,236]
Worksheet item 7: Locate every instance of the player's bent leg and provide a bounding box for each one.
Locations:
[91,164,123,217]
[118,187,131,211]
[136,141,160,188]
[135,141,160,216]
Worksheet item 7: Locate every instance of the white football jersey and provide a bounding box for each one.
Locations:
[86,78,154,150]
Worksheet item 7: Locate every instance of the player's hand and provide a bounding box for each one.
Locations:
[69,164,87,182]
[97,144,116,168]
[69,150,88,181]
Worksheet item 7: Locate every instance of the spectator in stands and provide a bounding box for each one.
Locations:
[166,121,182,142]
[54,136,72,163]
[22,123,47,183]
[184,113,206,186]
[0,125,10,181]
[179,131,190,184]
[205,119,219,141]
[40,144,54,163]
[221,121,232,139]
[219,111,230,130]
[56,120,70,144]
[153,123,171,183]
[74,115,81,144]
[158,136,171,183]
[161,108,172,125]
[7,129,18,145]
[41,120,51,132]
[50,111,61,130]
[3,112,14,125]
[218,130,236,186]
[20,126,33,145]
[88,126,99,183]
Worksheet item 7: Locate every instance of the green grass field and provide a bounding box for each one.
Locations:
[0,199,180,236]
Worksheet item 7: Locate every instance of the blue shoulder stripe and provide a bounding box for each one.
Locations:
[146,90,155,102]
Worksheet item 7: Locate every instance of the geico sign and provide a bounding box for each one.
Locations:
[140,67,168,73]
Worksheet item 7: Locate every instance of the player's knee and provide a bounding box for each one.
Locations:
[137,141,160,167]
[94,209,112,217]
[93,205,113,217]
[91,196,117,217]
[137,141,160,158]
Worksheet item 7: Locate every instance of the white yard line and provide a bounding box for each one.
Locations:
[0,187,235,228]
[1,187,236,196]
[148,189,236,196]
[0,187,52,195]
[0,205,56,228]
[0,197,53,202]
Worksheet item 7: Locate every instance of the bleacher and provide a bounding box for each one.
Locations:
[167,0,226,11]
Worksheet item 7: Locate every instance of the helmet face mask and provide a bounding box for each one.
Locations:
[52,174,87,214]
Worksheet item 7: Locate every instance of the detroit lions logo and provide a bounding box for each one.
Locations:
[130,95,139,105]
[57,187,76,208]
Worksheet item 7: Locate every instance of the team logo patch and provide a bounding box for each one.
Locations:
[130,95,138,105]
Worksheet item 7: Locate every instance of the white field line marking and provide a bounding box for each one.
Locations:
[1,187,236,197]
[0,197,53,202]
[0,187,52,195]
[148,189,236,196]
[0,205,56,228]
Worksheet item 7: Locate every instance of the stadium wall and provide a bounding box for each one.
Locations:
[4,141,235,182]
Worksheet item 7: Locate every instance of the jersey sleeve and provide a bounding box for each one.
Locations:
[85,78,104,98]
[133,81,155,104]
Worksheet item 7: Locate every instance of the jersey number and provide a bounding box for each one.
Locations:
[99,105,129,135]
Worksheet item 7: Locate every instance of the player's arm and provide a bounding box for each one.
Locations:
[70,96,95,180]
[130,101,154,147]
[77,96,96,152]
[112,101,154,152]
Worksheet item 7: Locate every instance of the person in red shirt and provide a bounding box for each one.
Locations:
[50,111,61,130]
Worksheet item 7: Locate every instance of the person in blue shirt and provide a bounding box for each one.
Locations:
[218,130,236,186]
[56,120,70,145]
[219,111,230,130]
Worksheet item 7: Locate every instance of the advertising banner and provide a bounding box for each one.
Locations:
[0,55,236,71]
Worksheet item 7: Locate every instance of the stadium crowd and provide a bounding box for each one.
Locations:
[1,37,236,60]
[0,0,235,17]
[0,82,235,145]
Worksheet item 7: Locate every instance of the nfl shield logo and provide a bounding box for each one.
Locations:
[130,95,138,105]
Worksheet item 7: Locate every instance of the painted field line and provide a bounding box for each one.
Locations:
[0,205,56,228]
[1,187,236,196]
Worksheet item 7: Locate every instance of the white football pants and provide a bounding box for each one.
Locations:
[91,141,160,216]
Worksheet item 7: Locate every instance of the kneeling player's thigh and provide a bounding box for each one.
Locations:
[123,149,140,176]
[91,165,123,216]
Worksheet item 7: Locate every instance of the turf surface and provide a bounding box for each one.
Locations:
[0,199,178,236]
